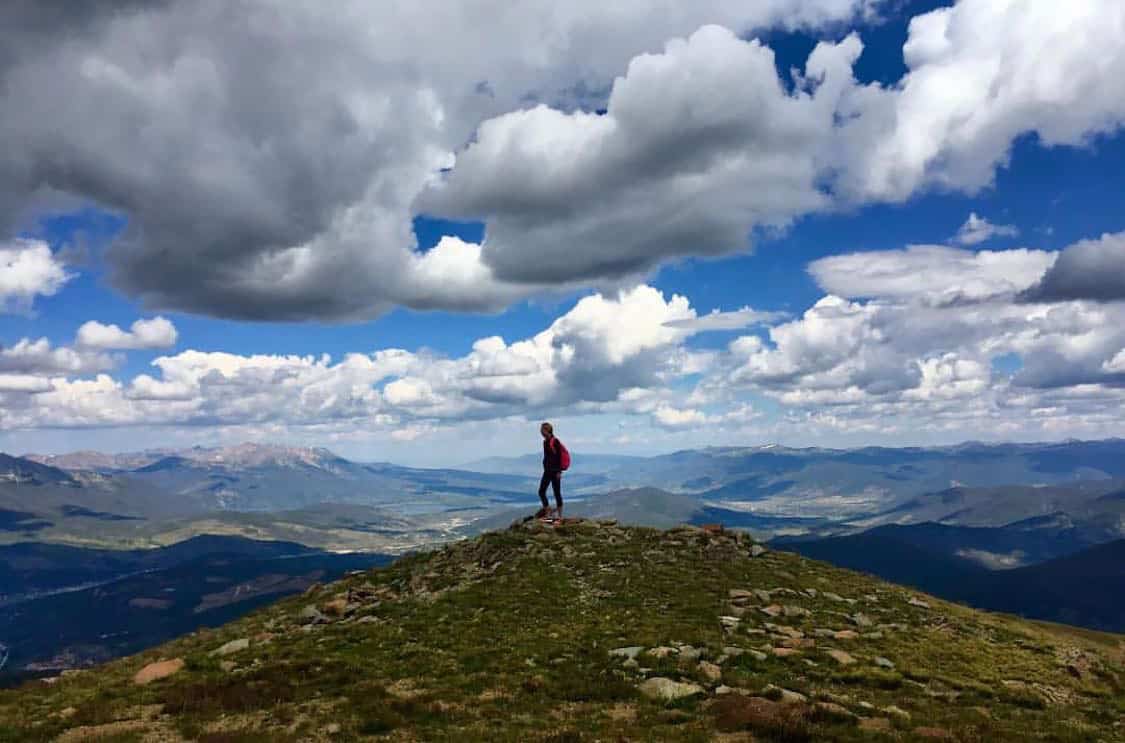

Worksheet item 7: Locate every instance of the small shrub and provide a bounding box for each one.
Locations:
[834,668,904,690]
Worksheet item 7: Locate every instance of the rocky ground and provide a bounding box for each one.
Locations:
[0,519,1122,741]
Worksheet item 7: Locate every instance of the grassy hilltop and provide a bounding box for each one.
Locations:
[1,520,1123,742]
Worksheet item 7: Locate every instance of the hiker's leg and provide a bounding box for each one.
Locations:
[551,472,562,512]
[537,472,551,509]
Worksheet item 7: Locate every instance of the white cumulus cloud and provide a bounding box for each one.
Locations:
[76,316,178,350]
[0,239,71,313]
[808,245,1056,305]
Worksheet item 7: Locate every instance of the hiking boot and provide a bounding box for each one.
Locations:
[534,506,550,519]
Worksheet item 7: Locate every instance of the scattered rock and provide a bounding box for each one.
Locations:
[720,615,742,630]
[647,646,679,658]
[325,722,342,735]
[610,646,644,660]
[58,707,77,719]
[834,630,860,640]
[882,705,911,720]
[299,605,325,624]
[913,727,954,739]
[779,637,816,649]
[210,638,250,657]
[859,717,892,732]
[747,650,768,662]
[764,684,808,704]
[219,661,237,673]
[783,605,810,618]
[729,589,755,602]
[760,604,783,618]
[823,592,845,602]
[753,589,773,603]
[765,623,804,639]
[874,656,895,669]
[908,598,931,609]
[815,701,856,720]
[133,658,185,685]
[827,649,856,665]
[750,544,767,558]
[322,598,349,616]
[677,645,702,661]
[849,613,874,628]
[637,677,705,702]
[772,647,799,658]
[698,661,723,683]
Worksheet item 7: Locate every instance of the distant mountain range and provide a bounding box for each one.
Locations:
[2,444,551,551]
[24,442,348,472]
[6,439,1125,551]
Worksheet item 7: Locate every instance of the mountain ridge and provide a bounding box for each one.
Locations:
[1,521,1121,741]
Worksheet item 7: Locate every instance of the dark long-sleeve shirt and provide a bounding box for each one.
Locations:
[542,436,562,472]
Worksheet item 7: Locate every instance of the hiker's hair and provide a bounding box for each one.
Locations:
[541,421,553,434]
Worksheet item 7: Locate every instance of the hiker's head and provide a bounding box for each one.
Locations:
[540,422,553,439]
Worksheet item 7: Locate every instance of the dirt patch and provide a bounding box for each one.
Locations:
[711,695,812,739]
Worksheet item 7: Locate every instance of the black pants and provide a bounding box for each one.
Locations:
[538,470,562,509]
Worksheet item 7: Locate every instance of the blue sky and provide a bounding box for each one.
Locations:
[2,0,1124,464]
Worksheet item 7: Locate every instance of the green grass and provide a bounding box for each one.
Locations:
[1,520,1122,741]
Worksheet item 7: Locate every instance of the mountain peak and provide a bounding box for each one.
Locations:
[4,521,1121,740]
[187,442,339,468]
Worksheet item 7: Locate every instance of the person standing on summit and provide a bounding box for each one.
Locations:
[536,422,570,522]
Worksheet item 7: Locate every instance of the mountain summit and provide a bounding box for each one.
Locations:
[2,521,1121,741]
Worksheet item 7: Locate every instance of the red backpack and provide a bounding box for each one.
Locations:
[552,438,571,471]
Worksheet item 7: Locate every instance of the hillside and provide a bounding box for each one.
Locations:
[779,531,1125,633]
[1,522,1122,741]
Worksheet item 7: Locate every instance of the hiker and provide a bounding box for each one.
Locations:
[536,421,569,522]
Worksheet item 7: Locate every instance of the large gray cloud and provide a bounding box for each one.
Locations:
[0,0,879,321]
[1020,231,1125,303]
[4,1,1125,321]
[421,27,858,283]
